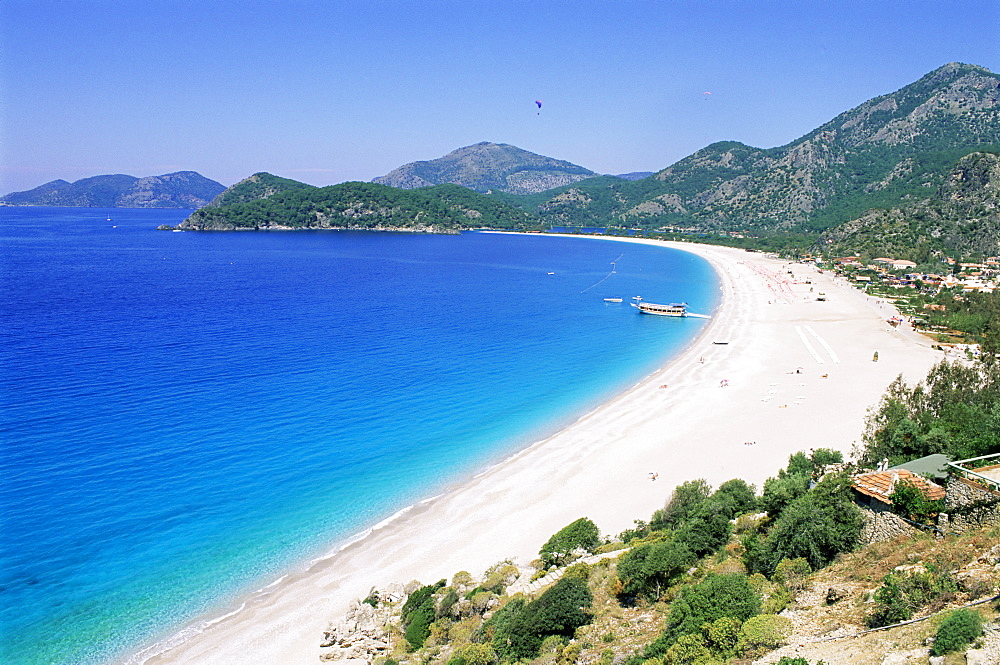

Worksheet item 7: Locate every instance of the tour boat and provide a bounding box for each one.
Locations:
[630,296,687,317]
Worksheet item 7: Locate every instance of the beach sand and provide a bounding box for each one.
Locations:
[138,239,941,665]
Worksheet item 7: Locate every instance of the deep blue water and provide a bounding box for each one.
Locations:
[0,207,718,665]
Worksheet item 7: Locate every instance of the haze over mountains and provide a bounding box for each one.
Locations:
[0,171,225,208]
[176,62,1000,260]
[7,61,998,259]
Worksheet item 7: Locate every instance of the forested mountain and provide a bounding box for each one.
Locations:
[205,172,316,207]
[372,142,596,195]
[509,63,1000,233]
[1,171,225,208]
[822,151,1000,261]
[177,180,534,232]
[178,63,999,251]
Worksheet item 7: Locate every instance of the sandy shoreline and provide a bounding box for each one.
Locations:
[136,238,942,665]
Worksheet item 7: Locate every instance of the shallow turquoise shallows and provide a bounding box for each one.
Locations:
[0,208,718,664]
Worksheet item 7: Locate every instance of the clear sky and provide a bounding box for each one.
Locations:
[1,0,998,195]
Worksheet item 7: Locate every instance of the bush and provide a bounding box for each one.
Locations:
[773,557,811,590]
[867,566,959,628]
[931,608,983,655]
[489,577,593,661]
[663,633,712,664]
[458,643,496,665]
[889,479,943,523]
[617,539,695,599]
[674,504,732,558]
[650,574,760,653]
[539,518,602,568]
[701,616,741,660]
[736,614,793,657]
[400,580,446,649]
[652,479,712,530]
[745,473,862,577]
[712,479,758,519]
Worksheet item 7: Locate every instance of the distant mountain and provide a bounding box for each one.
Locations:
[612,172,654,181]
[176,179,535,232]
[519,63,1000,233]
[372,142,596,195]
[1,171,225,208]
[822,151,1000,261]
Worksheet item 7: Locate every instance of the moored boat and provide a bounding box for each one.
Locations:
[630,296,687,317]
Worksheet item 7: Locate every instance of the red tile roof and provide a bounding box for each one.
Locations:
[852,469,945,504]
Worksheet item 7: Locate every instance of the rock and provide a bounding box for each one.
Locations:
[825,587,848,604]
[880,648,929,664]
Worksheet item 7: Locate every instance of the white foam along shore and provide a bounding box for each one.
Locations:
[136,238,942,665]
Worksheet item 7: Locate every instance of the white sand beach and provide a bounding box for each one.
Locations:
[139,239,942,665]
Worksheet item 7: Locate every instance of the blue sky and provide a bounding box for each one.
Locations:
[1,0,997,195]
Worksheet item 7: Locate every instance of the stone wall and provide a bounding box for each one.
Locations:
[942,475,1000,534]
[859,503,923,544]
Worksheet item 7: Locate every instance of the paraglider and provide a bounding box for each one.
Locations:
[535,99,542,115]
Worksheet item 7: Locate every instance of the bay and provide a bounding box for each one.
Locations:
[0,207,717,664]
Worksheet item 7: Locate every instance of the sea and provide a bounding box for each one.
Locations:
[0,207,718,665]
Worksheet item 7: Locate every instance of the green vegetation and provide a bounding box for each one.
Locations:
[889,479,944,523]
[859,358,1000,467]
[745,473,862,577]
[931,608,983,655]
[538,518,602,569]
[867,565,959,628]
[401,580,447,649]
[484,577,593,661]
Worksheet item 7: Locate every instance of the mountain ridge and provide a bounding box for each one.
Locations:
[1,171,226,208]
[372,142,597,195]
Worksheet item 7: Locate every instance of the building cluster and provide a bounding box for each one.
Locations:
[827,255,1000,293]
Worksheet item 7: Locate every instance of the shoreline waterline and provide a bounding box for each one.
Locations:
[124,235,724,665]
[137,236,939,665]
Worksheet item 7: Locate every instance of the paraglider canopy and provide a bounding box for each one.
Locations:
[535,100,542,108]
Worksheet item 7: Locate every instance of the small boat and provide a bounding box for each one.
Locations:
[547,272,555,275]
[631,296,687,317]
[603,297,623,303]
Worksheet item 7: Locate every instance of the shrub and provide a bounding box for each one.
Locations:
[931,608,983,655]
[563,562,591,582]
[674,504,732,558]
[650,574,760,652]
[889,479,944,523]
[616,539,695,599]
[539,518,602,568]
[663,632,712,664]
[712,479,758,518]
[745,473,862,577]
[701,616,741,659]
[736,614,793,657]
[401,580,446,649]
[489,577,593,661]
[867,566,959,628]
[773,557,811,590]
[652,479,712,530]
[459,643,496,665]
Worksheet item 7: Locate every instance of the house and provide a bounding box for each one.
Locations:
[852,468,945,512]
[852,468,945,543]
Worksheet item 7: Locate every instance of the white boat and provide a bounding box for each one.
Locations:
[603,297,623,303]
[631,296,687,317]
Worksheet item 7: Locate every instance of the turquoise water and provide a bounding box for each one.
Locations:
[0,207,718,664]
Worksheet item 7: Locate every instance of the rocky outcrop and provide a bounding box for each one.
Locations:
[320,586,404,663]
